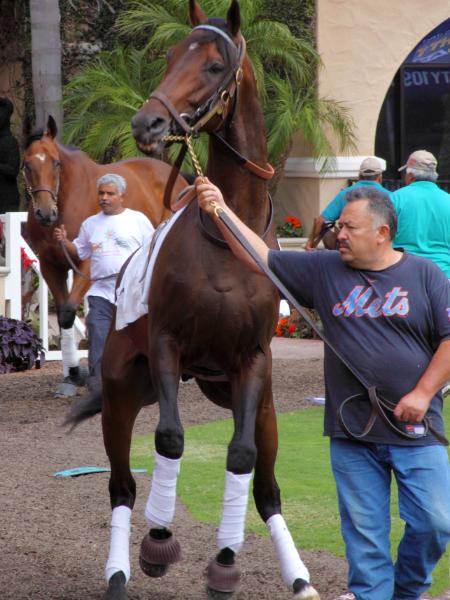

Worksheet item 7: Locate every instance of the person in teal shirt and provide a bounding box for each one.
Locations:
[306,156,390,249]
[392,149,450,278]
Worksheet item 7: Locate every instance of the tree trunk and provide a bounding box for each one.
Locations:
[29,0,63,132]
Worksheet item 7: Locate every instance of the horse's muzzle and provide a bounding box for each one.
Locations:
[131,111,170,150]
[34,207,58,226]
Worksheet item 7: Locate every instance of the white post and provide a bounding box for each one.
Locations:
[3,212,24,319]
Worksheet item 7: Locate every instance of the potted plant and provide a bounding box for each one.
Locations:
[275,309,321,339]
[276,215,305,251]
[0,316,45,374]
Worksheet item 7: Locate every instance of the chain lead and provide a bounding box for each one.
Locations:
[162,133,204,180]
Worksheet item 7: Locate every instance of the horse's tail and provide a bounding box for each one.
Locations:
[64,389,102,431]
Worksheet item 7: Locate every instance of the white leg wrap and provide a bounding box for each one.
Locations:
[217,471,252,554]
[267,514,310,587]
[145,452,181,528]
[105,506,132,584]
[60,326,79,377]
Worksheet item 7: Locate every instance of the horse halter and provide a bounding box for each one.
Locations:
[23,164,60,210]
[149,24,246,137]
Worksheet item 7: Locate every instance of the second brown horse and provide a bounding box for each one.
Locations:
[24,116,185,385]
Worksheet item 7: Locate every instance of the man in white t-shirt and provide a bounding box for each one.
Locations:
[54,173,154,388]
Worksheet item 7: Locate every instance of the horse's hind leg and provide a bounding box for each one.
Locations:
[102,333,148,600]
[253,375,320,600]
[139,333,182,579]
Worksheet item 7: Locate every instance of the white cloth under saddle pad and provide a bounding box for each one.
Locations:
[115,206,186,331]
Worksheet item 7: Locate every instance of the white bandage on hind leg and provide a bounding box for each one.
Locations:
[217,471,252,554]
[145,452,181,528]
[267,513,310,587]
[60,326,79,377]
[105,505,132,584]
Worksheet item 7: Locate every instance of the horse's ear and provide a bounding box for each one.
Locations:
[188,0,207,26]
[226,0,240,37]
[46,115,58,139]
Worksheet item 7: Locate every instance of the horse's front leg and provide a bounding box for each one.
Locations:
[139,333,183,578]
[40,259,84,393]
[59,258,91,329]
[253,362,320,600]
[206,351,269,598]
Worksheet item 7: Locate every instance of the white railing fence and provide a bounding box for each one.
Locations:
[0,211,87,361]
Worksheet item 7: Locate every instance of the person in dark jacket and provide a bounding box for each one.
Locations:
[0,98,20,213]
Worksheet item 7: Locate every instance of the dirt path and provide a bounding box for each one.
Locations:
[0,340,447,600]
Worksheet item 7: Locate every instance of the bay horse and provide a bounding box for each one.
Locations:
[68,1,319,598]
[23,116,185,386]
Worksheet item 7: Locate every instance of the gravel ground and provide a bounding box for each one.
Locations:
[0,340,448,600]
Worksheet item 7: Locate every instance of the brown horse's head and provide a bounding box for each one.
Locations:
[132,0,244,154]
[23,115,61,226]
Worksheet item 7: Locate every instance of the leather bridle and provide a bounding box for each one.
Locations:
[149,24,246,137]
[23,164,60,211]
[142,25,274,213]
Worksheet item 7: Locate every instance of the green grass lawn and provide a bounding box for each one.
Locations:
[131,401,450,595]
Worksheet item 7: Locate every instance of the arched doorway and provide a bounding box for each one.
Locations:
[375,18,450,190]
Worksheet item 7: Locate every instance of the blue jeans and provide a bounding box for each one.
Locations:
[330,439,450,600]
[86,295,114,381]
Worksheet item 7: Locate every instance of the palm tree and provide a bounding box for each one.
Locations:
[63,0,355,188]
[30,0,63,131]
[64,47,166,160]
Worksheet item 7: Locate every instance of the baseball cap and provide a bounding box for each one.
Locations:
[359,157,384,176]
[398,150,437,172]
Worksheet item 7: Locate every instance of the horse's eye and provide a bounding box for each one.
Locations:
[207,61,225,75]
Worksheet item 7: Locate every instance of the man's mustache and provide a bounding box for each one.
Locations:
[337,241,351,250]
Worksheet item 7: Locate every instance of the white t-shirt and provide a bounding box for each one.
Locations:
[73,208,154,303]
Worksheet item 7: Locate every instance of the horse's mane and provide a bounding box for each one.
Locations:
[24,126,79,151]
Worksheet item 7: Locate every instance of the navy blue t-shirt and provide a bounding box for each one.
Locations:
[268,250,450,445]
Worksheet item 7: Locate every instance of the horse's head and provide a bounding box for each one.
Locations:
[23,115,61,226]
[132,0,245,154]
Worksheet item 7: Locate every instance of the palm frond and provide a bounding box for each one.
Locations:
[63,0,356,186]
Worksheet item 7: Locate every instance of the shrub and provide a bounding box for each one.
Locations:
[0,316,44,374]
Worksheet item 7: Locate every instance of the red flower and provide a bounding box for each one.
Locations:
[21,247,36,271]
[288,324,296,334]
[284,216,301,228]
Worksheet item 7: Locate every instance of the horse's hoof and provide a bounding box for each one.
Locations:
[104,571,127,600]
[139,556,168,578]
[293,578,321,600]
[139,529,181,578]
[206,558,240,595]
[54,379,78,398]
[68,364,89,387]
[206,588,237,600]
